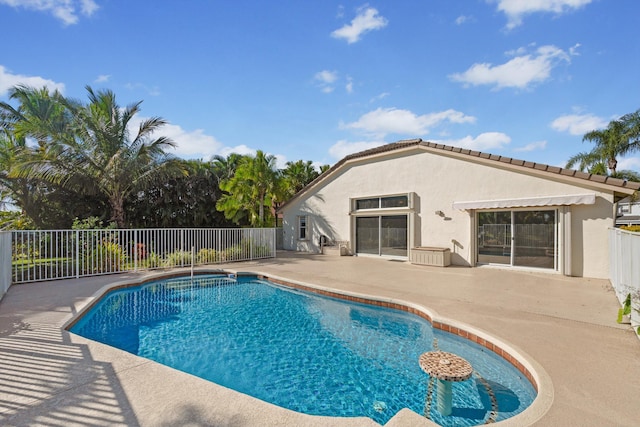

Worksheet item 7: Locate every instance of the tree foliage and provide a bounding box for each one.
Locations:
[281,160,320,198]
[217,151,281,227]
[566,108,640,181]
[1,85,185,228]
[127,159,233,228]
[0,84,326,230]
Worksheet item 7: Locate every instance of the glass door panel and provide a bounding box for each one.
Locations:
[513,210,556,268]
[356,217,379,255]
[380,215,408,257]
[477,211,511,265]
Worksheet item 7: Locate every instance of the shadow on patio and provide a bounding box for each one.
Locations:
[0,318,140,426]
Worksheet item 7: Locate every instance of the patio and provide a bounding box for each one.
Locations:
[1,252,639,426]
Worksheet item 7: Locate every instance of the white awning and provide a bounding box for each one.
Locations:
[452,193,596,210]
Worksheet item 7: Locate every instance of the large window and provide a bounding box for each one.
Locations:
[477,209,556,269]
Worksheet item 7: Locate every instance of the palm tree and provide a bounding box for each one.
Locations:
[3,85,183,227]
[567,114,640,179]
[0,85,69,147]
[216,150,280,227]
[622,109,640,149]
[281,160,319,198]
[581,119,631,175]
[211,153,244,184]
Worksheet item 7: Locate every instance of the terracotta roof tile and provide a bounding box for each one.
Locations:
[278,139,640,211]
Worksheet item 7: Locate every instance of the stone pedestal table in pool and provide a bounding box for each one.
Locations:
[419,351,473,416]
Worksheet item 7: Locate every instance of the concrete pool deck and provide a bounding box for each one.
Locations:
[1,252,639,426]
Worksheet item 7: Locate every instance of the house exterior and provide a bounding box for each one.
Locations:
[279,139,640,279]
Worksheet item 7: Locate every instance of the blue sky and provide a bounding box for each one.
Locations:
[1,0,639,171]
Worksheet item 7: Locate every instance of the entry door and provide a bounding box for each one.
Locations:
[356,215,408,257]
[477,210,556,269]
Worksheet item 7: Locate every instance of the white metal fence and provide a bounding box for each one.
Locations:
[609,227,640,305]
[9,228,276,284]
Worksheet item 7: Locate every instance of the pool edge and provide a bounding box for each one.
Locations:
[63,268,554,427]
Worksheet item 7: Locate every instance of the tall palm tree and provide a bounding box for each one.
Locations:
[211,153,243,184]
[567,115,640,178]
[281,160,319,198]
[0,85,69,147]
[581,119,631,175]
[216,150,280,227]
[622,109,640,149]
[4,85,183,227]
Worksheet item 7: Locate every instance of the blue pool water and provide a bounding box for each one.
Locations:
[70,274,536,426]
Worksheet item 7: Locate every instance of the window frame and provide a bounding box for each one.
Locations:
[297,215,308,240]
[352,193,410,213]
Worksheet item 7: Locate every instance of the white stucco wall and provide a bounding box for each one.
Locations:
[281,147,620,278]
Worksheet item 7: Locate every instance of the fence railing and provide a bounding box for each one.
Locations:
[609,227,640,305]
[9,228,277,284]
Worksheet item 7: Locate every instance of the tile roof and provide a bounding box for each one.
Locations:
[279,138,640,210]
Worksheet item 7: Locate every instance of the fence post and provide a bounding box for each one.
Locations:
[75,230,80,279]
[0,231,11,300]
[272,227,276,258]
[134,229,138,272]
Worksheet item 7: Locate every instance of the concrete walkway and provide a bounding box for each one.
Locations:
[1,252,639,426]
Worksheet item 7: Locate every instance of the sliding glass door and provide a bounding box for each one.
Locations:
[513,211,556,268]
[477,211,512,264]
[355,217,379,255]
[477,209,556,270]
[356,215,408,257]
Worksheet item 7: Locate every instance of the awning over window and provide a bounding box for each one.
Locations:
[452,193,596,210]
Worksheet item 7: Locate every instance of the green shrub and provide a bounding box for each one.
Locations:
[197,248,218,264]
[81,241,128,273]
[138,252,163,269]
[223,245,244,261]
[620,225,640,233]
[164,250,193,267]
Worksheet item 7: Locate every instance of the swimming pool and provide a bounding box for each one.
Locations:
[70,273,537,426]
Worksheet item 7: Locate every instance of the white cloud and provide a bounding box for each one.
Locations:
[550,113,607,135]
[133,120,289,167]
[314,70,338,93]
[345,77,354,94]
[449,45,571,90]
[331,6,388,44]
[329,140,385,159]
[514,140,547,152]
[489,0,593,29]
[94,74,110,83]
[369,92,390,103]
[569,43,581,56]
[342,107,476,138]
[0,0,99,25]
[218,144,255,158]
[434,132,512,151]
[315,70,338,84]
[0,65,65,96]
[160,123,224,159]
